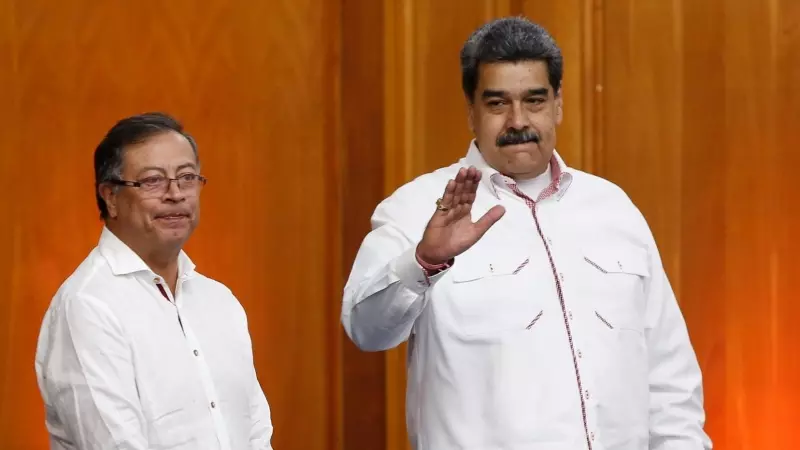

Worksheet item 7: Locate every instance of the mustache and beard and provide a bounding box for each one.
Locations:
[496,128,541,147]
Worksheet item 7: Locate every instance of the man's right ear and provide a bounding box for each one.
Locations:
[99,183,119,219]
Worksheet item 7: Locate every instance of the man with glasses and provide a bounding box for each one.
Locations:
[34,113,274,450]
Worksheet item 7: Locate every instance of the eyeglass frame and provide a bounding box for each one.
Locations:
[107,173,208,196]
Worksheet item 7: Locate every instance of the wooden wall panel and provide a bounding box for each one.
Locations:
[679,0,729,444]
[378,1,800,449]
[522,0,595,170]
[0,3,16,444]
[0,2,343,449]
[340,0,388,449]
[384,0,523,190]
[599,0,800,448]
[3,1,799,449]
[718,0,799,447]
[601,0,685,307]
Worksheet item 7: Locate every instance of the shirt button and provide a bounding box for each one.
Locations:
[210,401,216,408]
[591,432,596,441]
[559,272,564,282]
[585,390,590,400]
[568,311,573,320]
[153,277,160,283]
[193,349,199,357]
[577,349,583,358]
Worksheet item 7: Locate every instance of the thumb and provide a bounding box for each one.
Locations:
[472,205,505,238]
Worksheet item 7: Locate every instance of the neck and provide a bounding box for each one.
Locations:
[507,163,551,182]
[106,223,182,294]
[144,250,181,294]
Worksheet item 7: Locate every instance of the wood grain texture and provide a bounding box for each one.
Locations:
[341,0,388,449]
[3,1,799,449]
[600,0,800,448]
[522,0,591,169]
[601,0,685,302]
[0,1,343,449]
[378,1,800,449]
[384,0,524,190]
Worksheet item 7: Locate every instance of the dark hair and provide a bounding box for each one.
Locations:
[94,112,198,219]
[460,16,563,102]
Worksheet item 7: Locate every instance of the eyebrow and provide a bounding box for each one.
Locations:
[482,89,508,99]
[526,88,549,97]
[481,87,550,99]
[136,162,198,176]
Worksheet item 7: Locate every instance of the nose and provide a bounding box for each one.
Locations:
[506,102,529,130]
[163,178,186,202]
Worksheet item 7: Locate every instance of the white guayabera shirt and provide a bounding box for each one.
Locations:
[35,227,274,450]
[343,141,711,450]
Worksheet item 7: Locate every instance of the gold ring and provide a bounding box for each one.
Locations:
[436,198,450,212]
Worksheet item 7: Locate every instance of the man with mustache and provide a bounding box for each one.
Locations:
[35,113,274,449]
[342,17,710,450]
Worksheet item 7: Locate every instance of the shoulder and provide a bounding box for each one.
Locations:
[41,252,126,343]
[568,169,634,203]
[187,272,236,298]
[565,169,654,244]
[186,272,249,321]
[49,248,117,313]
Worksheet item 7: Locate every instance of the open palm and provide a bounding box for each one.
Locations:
[416,166,506,265]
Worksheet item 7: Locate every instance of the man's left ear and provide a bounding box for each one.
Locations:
[555,88,564,125]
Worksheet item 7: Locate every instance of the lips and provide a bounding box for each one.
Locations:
[503,142,537,151]
[155,213,190,220]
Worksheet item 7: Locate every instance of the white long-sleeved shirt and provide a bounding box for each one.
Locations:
[35,227,274,450]
[342,141,711,450]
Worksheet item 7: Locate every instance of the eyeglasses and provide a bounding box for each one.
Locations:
[109,173,207,196]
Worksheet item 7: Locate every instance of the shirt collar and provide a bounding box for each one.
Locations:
[463,139,573,201]
[98,226,196,279]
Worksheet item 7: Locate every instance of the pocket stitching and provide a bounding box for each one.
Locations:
[583,247,649,277]
[525,309,544,330]
[451,255,531,283]
[595,310,614,329]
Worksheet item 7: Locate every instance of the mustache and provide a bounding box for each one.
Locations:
[496,128,541,147]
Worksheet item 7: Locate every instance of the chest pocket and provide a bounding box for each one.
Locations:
[437,248,537,339]
[582,244,650,333]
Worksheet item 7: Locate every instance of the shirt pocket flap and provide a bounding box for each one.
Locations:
[583,244,650,278]
[451,250,531,283]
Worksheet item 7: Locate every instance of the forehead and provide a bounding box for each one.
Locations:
[121,131,197,171]
[477,60,552,94]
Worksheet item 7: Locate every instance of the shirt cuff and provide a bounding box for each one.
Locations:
[392,247,452,295]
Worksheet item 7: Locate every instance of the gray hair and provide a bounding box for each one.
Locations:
[460,16,563,102]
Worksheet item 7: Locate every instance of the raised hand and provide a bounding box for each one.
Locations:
[416,166,506,265]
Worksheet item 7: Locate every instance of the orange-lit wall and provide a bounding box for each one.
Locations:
[375,1,800,449]
[0,2,344,449]
[1,1,798,449]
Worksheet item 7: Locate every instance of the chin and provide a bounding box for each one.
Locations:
[160,229,190,244]
[504,160,550,178]
[505,151,542,166]
[155,224,194,244]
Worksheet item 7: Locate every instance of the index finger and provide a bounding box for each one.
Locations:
[438,179,456,212]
